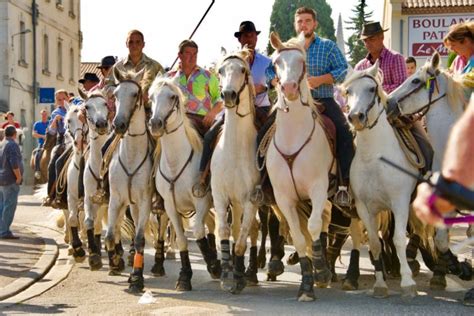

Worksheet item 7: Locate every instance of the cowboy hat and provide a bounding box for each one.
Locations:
[234,21,261,38]
[359,22,389,40]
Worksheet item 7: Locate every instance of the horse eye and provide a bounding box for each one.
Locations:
[369,87,375,93]
[241,67,245,74]
[218,68,224,75]
[346,89,351,95]
[170,95,177,102]
[133,93,138,98]
[412,78,421,84]
[85,105,89,110]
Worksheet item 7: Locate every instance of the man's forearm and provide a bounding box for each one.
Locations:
[13,168,21,182]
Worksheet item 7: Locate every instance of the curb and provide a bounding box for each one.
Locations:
[0,224,74,305]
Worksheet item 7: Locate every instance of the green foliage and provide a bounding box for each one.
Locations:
[267,0,336,54]
[345,0,373,66]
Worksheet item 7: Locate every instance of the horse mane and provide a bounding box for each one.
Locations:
[340,67,388,106]
[218,49,257,119]
[443,70,468,112]
[149,76,203,153]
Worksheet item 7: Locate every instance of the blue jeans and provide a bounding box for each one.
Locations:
[0,183,20,237]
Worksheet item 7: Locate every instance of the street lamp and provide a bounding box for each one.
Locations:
[11,29,31,49]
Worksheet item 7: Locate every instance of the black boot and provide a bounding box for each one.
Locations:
[245,246,259,285]
[342,249,360,290]
[196,237,221,279]
[151,239,166,276]
[406,235,421,277]
[176,251,193,291]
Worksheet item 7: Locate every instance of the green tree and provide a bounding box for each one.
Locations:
[267,0,336,54]
[345,0,373,66]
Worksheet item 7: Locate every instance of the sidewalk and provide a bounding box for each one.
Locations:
[0,186,60,302]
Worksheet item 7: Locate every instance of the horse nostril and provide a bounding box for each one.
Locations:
[357,112,365,122]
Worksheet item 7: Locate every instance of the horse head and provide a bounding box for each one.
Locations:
[148,76,185,137]
[65,105,87,152]
[342,60,386,131]
[112,67,145,135]
[218,47,255,109]
[83,90,109,136]
[270,31,306,103]
[386,52,444,120]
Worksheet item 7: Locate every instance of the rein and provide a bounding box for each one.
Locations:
[274,47,310,112]
[357,75,384,130]
[273,110,317,201]
[158,94,184,134]
[159,149,194,217]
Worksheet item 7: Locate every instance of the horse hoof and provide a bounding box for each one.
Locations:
[244,269,258,286]
[458,261,473,281]
[176,280,192,292]
[89,254,103,271]
[257,250,266,269]
[220,270,234,292]
[342,278,359,291]
[373,286,389,298]
[401,285,417,299]
[117,258,125,272]
[287,252,299,265]
[267,273,277,281]
[208,260,222,280]
[297,292,315,302]
[408,260,420,277]
[429,275,447,290]
[108,269,122,276]
[128,283,144,294]
[67,246,74,256]
[463,288,474,306]
[315,269,332,288]
[230,276,246,294]
[73,247,86,263]
[268,259,284,277]
[151,263,166,277]
[166,251,176,260]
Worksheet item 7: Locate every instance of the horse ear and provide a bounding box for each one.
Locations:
[240,44,252,63]
[270,32,283,50]
[296,32,305,48]
[135,68,146,82]
[78,88,88,101]
[368,59,380,77]
[113,66,123,83]
[221,46,227,56]
[430,52,440,70]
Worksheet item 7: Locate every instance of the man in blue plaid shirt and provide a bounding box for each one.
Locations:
[264,7,354,207]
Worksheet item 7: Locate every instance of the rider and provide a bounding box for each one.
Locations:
[32,109,49,180]
[165,40,223,196]
[264,7,354,207]
[79,72,100,92]
[43,89,69,206]
[413,95,474,306]
[355,21,433,174]
[91,55,116,121]
[444,21,474,75]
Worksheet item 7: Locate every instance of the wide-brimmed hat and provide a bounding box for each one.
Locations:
[97,56,116,69]
[79,72,100,84]
[234,21,261,38]
[359,22,389,40]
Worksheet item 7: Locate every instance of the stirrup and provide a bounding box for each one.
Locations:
[192,181,209,198]
[250,185,265,206]
[334,186,352,208]
[35,171,42,180]
[42,197,53,207]
[91,188,106,204]
[151,195,165,215]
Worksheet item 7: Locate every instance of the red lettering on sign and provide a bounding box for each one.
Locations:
[412,43,449,57]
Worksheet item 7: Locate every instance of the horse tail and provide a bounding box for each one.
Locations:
[408,208,437,261]
[377,211,392,239]
[120,215,135,241]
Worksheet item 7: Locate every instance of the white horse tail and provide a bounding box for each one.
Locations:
[34,183,48,200]
[120,214,154,245]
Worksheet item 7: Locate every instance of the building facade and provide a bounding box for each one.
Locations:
[383,0,473,68]
[0,0,81,183]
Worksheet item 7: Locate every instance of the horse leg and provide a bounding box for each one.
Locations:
[151,213,167,276]
[392,205,417,298]
[357,204,388,298]
[195,200,221,280]
[124,207,136,266]
[308,190,331,289]
[342,218,362,290]
[244,218,259,286]
[105,198,125,276]
[279,199,314,302]
[68,193,86,263]
[230,202,249,295]
[267,208,285,281]
[204,211,218,261]
[257,206,269,269]
[84,199,102,270]
[214,195,232,292]
[128,201,150,293]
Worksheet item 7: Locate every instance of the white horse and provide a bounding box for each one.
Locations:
[104,68,153,293]
[148,77,221,291]
[78,90,110,271]
[64,105,89,262]
[387,52,472,287]
[266,32,334,301]
[211,48,259,294]
[342,61,419,298]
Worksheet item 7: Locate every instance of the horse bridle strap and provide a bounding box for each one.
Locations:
[222,55,253,118]
[117,79,147,137]
[273,113,316,201]
[118,146,149,205]
[161,95,184,134]
[159,149,194,215]
[359,75,384,130]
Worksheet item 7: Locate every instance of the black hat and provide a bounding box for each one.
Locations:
[234,21,261,38]
[359,22,389,40]
[79,72,100,84]
[97,56,116,69]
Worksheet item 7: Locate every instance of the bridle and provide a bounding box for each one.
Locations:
[221,55,253,118]
[348,74,384,130]
[273,47,311,112]
[84,95,109,140]
[153,86,183,135]
[394,69,446,119]
[115,79,147,137]
[67,108,88,148]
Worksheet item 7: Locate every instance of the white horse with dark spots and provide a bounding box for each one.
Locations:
[78,89,110,271]
[266,32,334,302]
[104,68,153,293]
[148,76,221,291]
[387,52,472,288]
[211,48,259,294]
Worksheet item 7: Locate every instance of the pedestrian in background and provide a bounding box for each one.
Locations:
[32,109,49,179]
[1,111,21,129]
[0,125,23,239]
[405,56,417,76]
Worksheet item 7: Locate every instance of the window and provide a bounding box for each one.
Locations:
[42,34,50,75]
[68,0,75,18]
[57,40,63,79]
[69,47,74,83]
[19,21,27,66]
